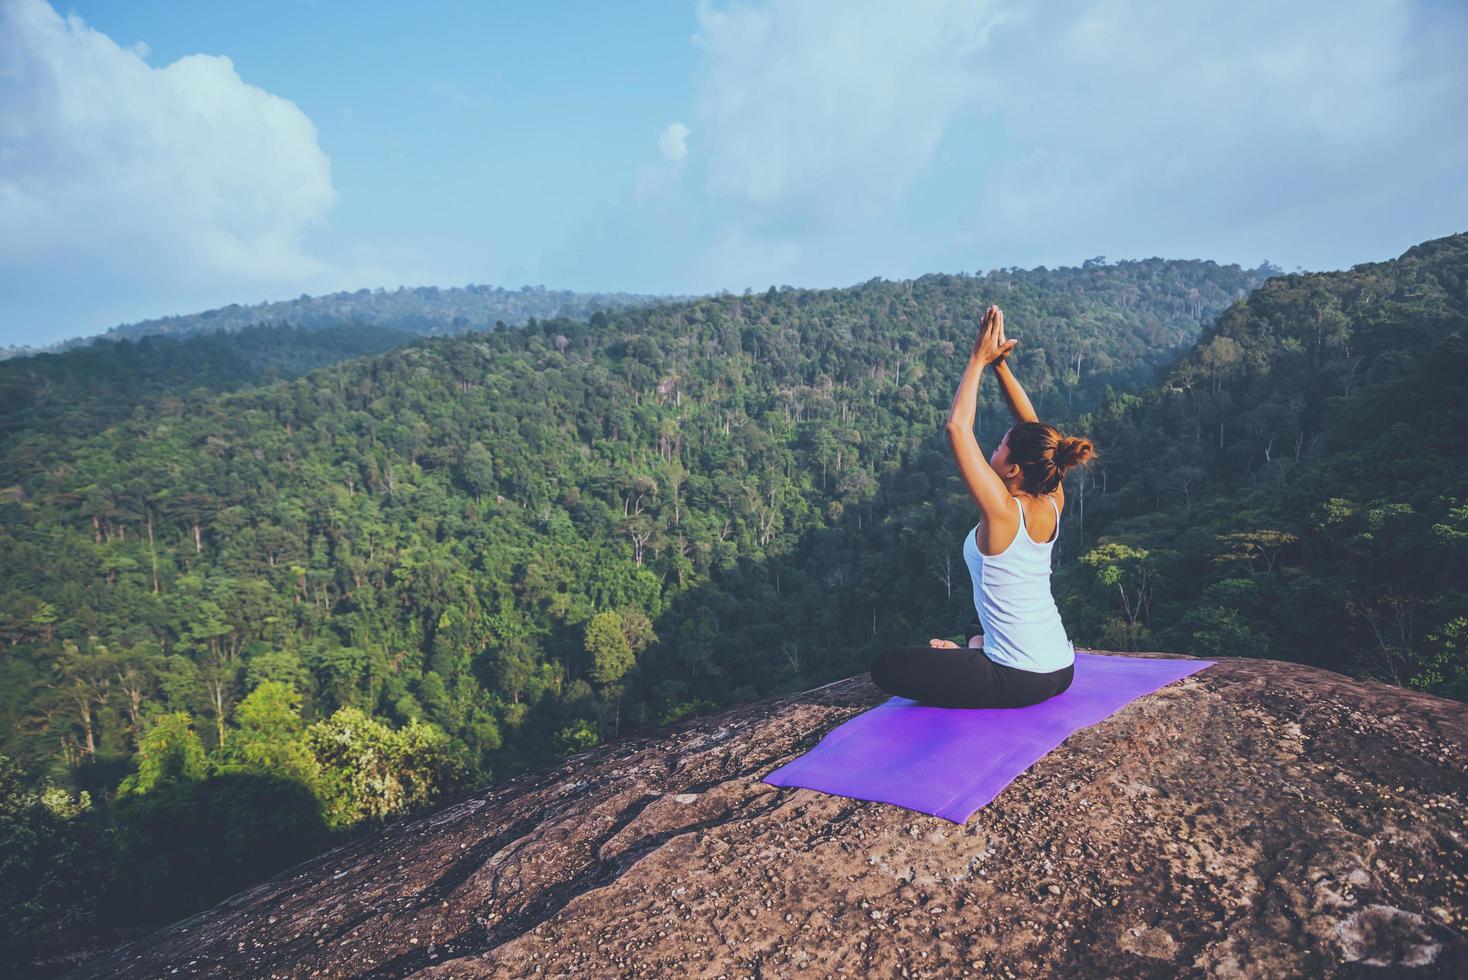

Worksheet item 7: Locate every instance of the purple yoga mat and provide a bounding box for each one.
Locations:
[763,651,1216,824]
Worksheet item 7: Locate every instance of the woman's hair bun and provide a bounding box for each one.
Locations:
[1053,435,1096,473]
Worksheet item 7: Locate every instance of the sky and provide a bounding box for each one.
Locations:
[2,0,1466,348]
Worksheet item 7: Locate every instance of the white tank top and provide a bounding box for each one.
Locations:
[961,494,1076,673]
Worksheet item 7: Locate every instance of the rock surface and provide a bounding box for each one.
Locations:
[67,652,1467,978]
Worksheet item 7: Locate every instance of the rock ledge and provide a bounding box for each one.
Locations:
[68,653,1467,978]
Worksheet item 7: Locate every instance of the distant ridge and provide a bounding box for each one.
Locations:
[3,284,691,361]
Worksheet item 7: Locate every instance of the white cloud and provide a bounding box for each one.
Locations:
[559,0,1020,292]
[634,122,694,202]
[657,122,690,164]
[542,0,1468,297]
[0,0,404,339]
[649,0,1465,286]
[964,0,1468,265]
[691,0,1016,223]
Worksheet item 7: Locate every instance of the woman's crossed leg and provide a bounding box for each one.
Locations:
[869,644,1072,709]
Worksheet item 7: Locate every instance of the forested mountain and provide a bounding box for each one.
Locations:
[0,253,1281,953]
[1,283,686,362]
[0,287,697,477]
[0,322,420,476]
[1055,232,1468,697]
[0,256,1255,483]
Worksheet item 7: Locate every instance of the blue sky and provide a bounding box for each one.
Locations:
[2,0,1466,347]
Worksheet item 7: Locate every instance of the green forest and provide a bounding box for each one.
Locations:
[0,322,419,466]
[2,238,1464,964]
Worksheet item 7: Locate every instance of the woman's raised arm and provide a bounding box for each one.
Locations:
[993,359,1039,424]
[946,307,1016,519]
[987,308,1039,424]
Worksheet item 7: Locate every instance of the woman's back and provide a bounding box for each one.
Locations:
[962,494,1075,672]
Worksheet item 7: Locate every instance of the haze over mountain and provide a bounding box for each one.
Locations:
[0,283,685,361]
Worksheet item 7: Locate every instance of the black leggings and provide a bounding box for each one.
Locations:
[869,641,1075,709]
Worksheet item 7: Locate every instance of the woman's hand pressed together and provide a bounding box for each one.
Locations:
[970,305,1018,366]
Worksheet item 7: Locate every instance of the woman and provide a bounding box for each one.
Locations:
[869,305,1096,708]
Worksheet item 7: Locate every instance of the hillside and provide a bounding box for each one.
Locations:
[0,283,686,467]
[0,322,420,463]
[0,258,1267,474]
[55,652,1467,978]
[1056,231,1468,695]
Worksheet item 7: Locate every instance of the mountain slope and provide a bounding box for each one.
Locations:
[0,322,419,467]
[1057,231,1468,694]
[0,256,1266,490]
